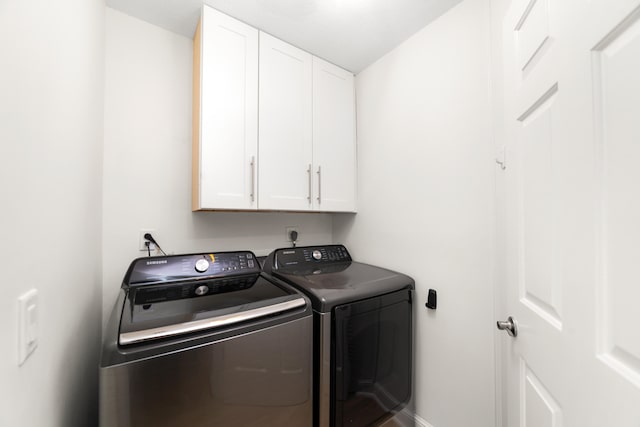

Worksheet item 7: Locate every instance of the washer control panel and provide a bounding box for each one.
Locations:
[126,251,260,287]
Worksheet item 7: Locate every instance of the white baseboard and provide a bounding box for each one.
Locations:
[393,408,434,427]
[413,412,434,427]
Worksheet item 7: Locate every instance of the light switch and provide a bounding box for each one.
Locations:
[18,289,38,365]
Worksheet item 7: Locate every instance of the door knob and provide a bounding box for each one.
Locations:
[496,316,518,337]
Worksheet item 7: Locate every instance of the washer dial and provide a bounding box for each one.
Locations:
[195,258,210,273]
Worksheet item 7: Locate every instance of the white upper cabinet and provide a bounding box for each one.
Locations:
[193,8,356,212]
[193,6,258,211]
[312,57,356,212]
[258,32,313,211]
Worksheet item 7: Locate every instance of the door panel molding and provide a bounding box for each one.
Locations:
[515,0,552,74]
[517,83,562,330]
[593,5,640,389]
[520,359,563,427]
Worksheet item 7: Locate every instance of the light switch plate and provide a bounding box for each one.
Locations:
[18,289,38,365]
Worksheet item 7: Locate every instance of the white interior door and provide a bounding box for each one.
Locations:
[497,0,640,425]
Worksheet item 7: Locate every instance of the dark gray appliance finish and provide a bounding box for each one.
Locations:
[266,245,413,312]
[263,245,414,427]
[100,251,313,427]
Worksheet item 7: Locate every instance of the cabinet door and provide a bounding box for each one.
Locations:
[258,32,313,211]
[194,6,258,210]
[312,57,356,212]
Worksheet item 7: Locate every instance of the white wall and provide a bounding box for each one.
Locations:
[0,3,495,425]
[103,8,334,325]
[0,0,105,426]
[333,0,495,425]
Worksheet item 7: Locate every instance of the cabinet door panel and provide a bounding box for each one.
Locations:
[196,6,258,210]
[312,58,356,212]
[259,32,313,211]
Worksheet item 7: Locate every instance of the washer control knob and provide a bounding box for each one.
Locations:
[195,285,209,296]
[312,250,322,260]
[195,258,210,273]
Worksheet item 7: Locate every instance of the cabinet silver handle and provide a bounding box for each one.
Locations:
[307,164,312,204]
[316,166,322,204]
[250,156,255,203]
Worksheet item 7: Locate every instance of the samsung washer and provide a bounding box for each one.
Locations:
[100,250,313,427]
[263,245,414,427]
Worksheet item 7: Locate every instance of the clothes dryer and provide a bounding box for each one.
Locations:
[263,245,414,427]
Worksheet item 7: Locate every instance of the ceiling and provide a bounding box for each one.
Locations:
[106,0,463,73]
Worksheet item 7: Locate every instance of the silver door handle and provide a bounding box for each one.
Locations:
[316,166,321,204]
[496,316,518,337]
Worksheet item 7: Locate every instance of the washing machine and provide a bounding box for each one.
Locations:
[100,250,313,427]
[263,245,414,427]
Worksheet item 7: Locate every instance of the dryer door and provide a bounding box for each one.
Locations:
[333,289,412,427]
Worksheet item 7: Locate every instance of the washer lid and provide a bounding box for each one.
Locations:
[118,274,306,345]
[265,245,414,312]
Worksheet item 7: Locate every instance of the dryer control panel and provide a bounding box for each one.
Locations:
[270,245,352,272]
